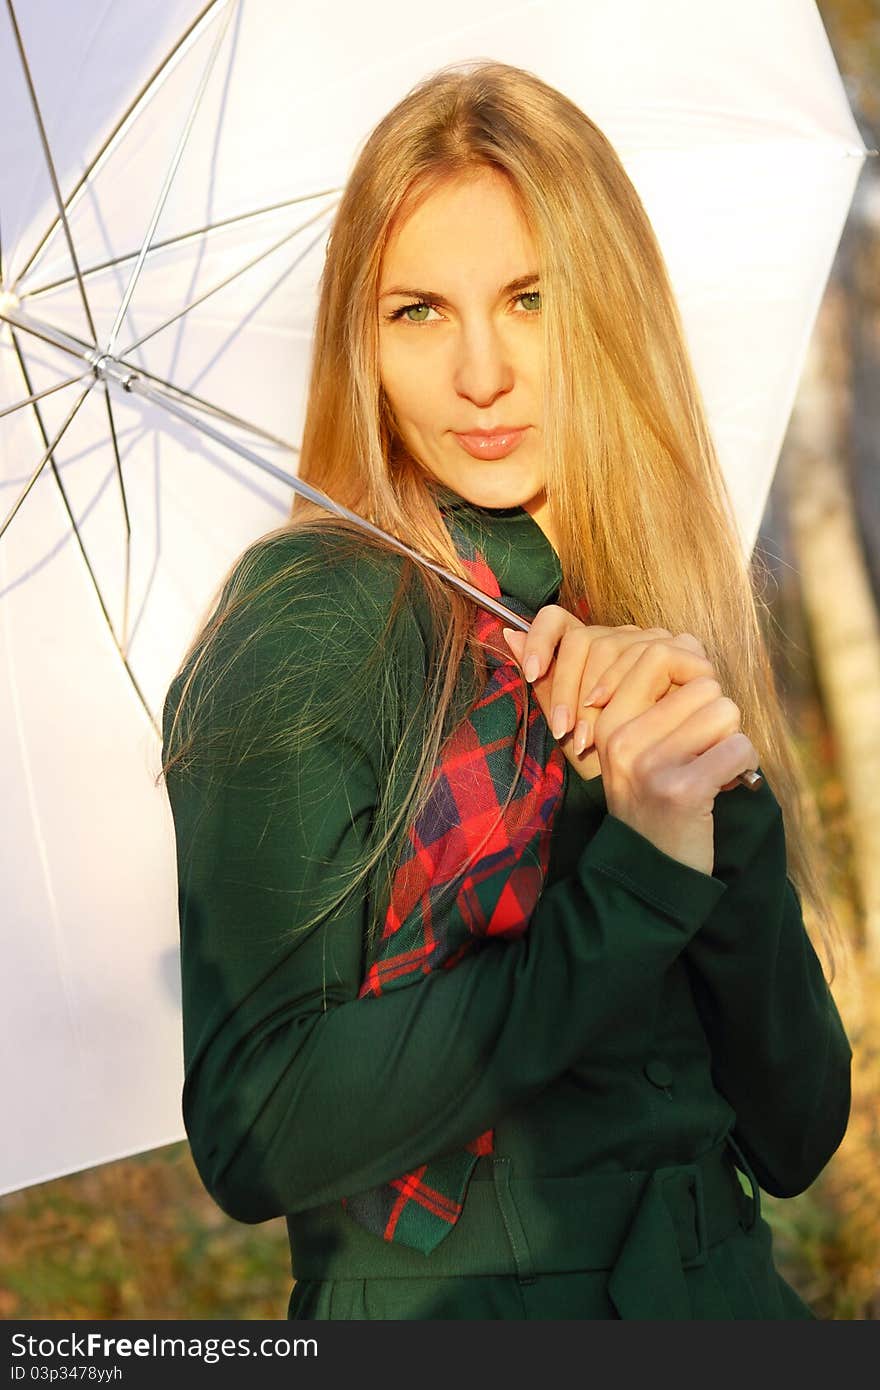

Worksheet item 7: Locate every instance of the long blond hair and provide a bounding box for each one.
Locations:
[160,59,845,977]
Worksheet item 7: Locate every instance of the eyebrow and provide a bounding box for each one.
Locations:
[378,272,540,306]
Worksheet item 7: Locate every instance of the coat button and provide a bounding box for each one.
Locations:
[644,1060,674,1089]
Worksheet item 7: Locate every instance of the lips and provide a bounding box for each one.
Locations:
[453,427,528,461]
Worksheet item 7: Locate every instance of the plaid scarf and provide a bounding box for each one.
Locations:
[340,514,582,1255]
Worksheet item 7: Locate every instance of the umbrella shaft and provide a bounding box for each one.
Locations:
[129,370,533,636]
[0,304,761,791]
[0,303,530,630]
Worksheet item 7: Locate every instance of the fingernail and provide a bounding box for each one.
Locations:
[573,720,590,755]
[583,684,607,707]
[525,653,541,683]
[551,705,570,740]
[501,627,521,647]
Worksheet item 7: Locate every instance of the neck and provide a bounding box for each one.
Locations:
[522,492,559,553]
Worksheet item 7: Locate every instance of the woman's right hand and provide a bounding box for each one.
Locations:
[589,646,760,876]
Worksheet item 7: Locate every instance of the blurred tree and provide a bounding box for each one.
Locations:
[819,0,880,601]
[817,0,880,133]
[783,282,880,966]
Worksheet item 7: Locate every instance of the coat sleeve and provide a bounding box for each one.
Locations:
[683,772,852,1198]
[163,534,731,1224]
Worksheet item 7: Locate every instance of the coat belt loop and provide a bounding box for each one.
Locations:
[491,1158,536,1285]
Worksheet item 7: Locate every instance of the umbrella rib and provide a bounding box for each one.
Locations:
[102,389,133,654]
[3,332,158,734]
[0,336,94,542]
[0,371,95,420]
[105,0,238,358]
[2,299,297,454]
[117,202,335,358]
[108,360,299,453]
[4,0,98,345]
[0,306,96,361]
[22,189,343,300]
[125,370,534,637]
[10,0,231,292]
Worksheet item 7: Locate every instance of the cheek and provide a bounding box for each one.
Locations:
[378,341,408,408]
[380,344,437,428]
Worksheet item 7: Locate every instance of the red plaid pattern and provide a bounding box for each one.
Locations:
[340,519,585,1254]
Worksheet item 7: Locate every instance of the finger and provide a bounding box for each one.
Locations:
[581,633,706,708]
[501,627,526,662]
[549,627,672,750]
[522,614,611,689]
[570,631,685,754]
[504,623,708,753]
[542,626,662,742]
[505,611,614,685]
[585,642,716,717]
[660,732,761,801]
[501,627,563,717]
[597,678,756,800]
[503,623,612,749]
[635,691,744,772]
[591,674,722,760]
[572,628,662,705]
[671,632,707,659]
[544,628,598,739]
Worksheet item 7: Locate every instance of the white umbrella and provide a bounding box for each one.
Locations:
[0,0,868,1197]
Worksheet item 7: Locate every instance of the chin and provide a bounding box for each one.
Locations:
[457,484,545,513]
[444,464,545,512]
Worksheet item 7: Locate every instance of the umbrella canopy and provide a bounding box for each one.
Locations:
[0,0,868,1196]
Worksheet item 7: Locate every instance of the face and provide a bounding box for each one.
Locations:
[378,168,554,540]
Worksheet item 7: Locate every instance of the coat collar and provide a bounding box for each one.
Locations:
[429,481,563,612]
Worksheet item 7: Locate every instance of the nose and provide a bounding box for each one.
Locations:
[453,319,515,408]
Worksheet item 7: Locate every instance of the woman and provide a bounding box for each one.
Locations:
[159,60,852,1319]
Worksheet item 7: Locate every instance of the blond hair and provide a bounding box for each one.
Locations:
[160,59,844,977]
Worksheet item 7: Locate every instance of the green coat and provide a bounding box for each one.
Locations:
[162,491,852,1320]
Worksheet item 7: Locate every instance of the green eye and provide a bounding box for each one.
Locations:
[387,289,541,325]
